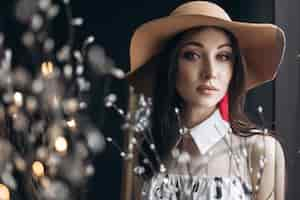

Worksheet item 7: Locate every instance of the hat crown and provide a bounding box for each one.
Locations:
[170,1,231,21]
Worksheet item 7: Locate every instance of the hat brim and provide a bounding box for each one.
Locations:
[127,14,286,96]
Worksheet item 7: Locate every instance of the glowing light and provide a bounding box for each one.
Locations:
[71,18,83,26]
[13,92,23,107]
[14,157,26,171]
[32,161,45,177]
[257,105,263,113]
[63,98,79,114]
[85,36,95,44]
[26,96,38,113]
[41,61,54,77]
[0,184,10,200]
[159,164,166,173]
[66,118,76,129]
[7,105,18,117]
[50,95,60,110]
[55,136,68,153]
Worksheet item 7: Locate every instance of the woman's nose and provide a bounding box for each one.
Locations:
[200,56,217,80]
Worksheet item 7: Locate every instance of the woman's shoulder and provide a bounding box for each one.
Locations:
[243,132,286,198]
[245,133,284,156]
[234,131,285,175]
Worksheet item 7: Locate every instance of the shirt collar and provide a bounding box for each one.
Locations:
[189,109,230,155]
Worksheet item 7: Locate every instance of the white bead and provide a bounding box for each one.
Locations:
[163,178,169,184]
[257,106,263,113]
[259,159,265,168]
[160,164,166,173]
[120,152,126,157]
[249,167,253,173]
[242,148,248,157]
[131,137,137,144]
[171,148,180,158]
[255,185,260,191]
[178,152,191,164]
[257,172,261,179]
[150,144,156,150]
[179,128,184,135]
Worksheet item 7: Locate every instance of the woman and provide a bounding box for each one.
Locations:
[126,1,286,200]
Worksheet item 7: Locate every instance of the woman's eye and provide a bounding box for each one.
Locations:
[217,53,233,61]
[182,51,200,61]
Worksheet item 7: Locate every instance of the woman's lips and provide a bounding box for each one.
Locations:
[196,85,219,95]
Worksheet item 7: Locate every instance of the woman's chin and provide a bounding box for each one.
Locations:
[191,99,219,109]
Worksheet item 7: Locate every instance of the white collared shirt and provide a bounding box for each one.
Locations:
[166,108,248,179]
[188,109,230,155]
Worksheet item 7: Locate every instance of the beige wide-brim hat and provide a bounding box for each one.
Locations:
[127,1,286,96]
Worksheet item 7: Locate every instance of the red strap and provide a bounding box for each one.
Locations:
[219,92,229,121]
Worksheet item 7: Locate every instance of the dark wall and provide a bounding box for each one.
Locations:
[275,0,300,199]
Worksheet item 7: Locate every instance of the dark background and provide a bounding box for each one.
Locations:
[0,0,299,200]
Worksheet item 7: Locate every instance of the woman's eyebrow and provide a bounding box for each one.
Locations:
[217,43,232,49]
[180,41,204,48]
[180,42,232,49]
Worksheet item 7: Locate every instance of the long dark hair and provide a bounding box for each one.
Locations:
[140,26,274,179]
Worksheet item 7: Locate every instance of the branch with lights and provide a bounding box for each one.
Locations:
[0,0,124,199]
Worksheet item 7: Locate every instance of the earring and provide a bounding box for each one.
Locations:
[219,92,229,121]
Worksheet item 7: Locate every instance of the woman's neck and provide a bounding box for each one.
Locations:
[181,105,217,128]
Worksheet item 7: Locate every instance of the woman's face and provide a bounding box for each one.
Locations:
[176,27,234,109]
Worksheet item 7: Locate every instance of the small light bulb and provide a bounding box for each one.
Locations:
[71,18,84,26]
[86,36,95,44]
[257,105,263,113]
[55,136,68,153]
[0,184,10,200]
[41,61,54,77]
[13,92,23,107]
[160,164,166,173]
[63,98,79,114]
[66,119,76,129]
[32,161,45,177]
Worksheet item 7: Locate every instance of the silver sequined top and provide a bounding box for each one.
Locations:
[141,174,252,200]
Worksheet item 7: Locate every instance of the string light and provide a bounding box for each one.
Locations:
[0,0,119,198]
[25,96,38,113]
[14,157,27,171]
[0,184,10,200]
[13,92,23,107]
[32,161,45,177]
[66,118,77,130]
[71,18,84,26]
[63,98,79,114]
[54,136,68,153]
[41,61,54,77]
